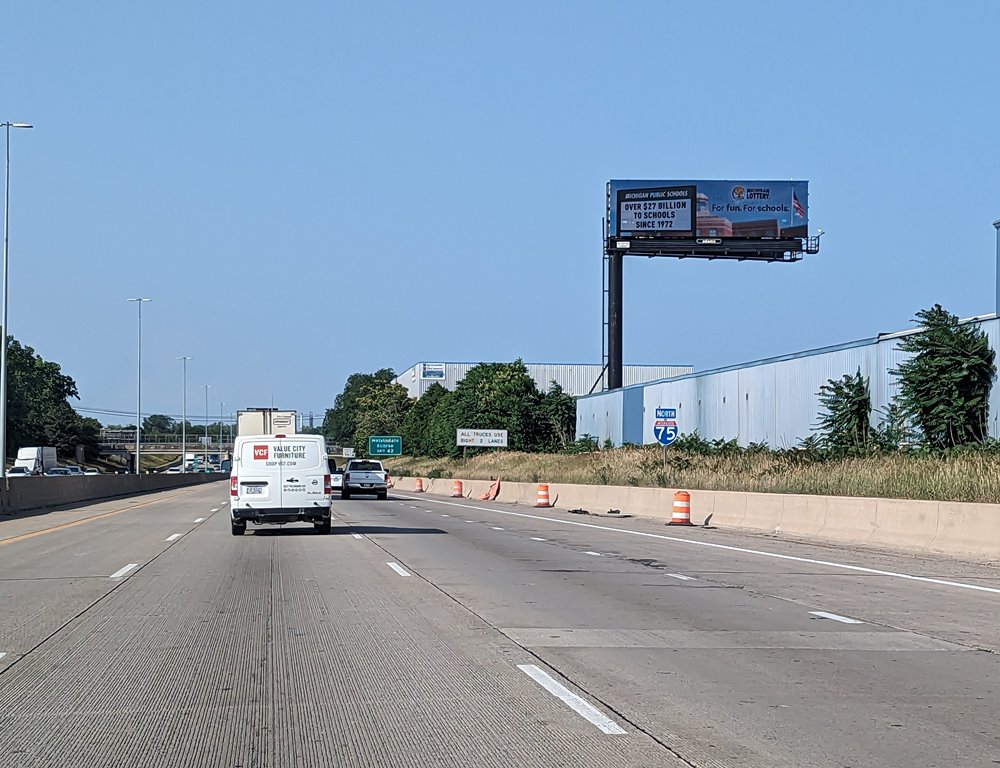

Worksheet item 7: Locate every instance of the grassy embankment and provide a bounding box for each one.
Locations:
[389,446,1000,503]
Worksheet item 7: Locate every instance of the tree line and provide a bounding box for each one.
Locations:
[321,361,578,458]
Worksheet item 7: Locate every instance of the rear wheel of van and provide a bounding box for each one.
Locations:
[231,519,246,536]
[315,518,331,535]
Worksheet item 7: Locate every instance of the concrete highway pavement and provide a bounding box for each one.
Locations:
[0,485,998,766]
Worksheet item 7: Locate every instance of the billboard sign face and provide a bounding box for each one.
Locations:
[457,429,509,448]
[609,180,808,240]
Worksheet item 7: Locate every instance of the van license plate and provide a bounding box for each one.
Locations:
[245,486,264,495]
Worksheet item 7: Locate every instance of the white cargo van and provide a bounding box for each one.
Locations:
[230,434,332,535]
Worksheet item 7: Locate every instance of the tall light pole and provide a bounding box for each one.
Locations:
[219,401,225,450]
[0,121,32,478]
[127,298,152,474]
[177,356,191,472]
[203,384,211,468]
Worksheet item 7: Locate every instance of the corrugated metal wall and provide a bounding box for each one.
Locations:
[394,363,693,399]
[578,316,1000,447]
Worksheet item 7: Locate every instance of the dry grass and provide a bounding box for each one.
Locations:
[389,447,1000,503]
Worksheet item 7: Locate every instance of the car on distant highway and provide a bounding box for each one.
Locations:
[64,466,85,476]
[84,468,101,475]
[7,466,32,477]
[44,467,73,476]
[165,467,183,474]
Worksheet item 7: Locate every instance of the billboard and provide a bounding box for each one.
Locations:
[608,180,808,240]
[457,429,508,448]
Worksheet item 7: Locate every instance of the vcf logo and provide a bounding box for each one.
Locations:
[253,445,269,460]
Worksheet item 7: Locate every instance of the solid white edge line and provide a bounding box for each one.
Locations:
[585,551,602,556]
[166,533,182,541]
[810,610,864,624]
[518,664,626,735]
[395,494,1000,597]
[667,573,695,581]
[110,563,139,579]
[352,533,363,539]
[386,562,411,577]
[193,517,205,523]
[530,537,547,541]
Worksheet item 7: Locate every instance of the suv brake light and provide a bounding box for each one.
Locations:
[344,472,350,482]
[230,476,238,496]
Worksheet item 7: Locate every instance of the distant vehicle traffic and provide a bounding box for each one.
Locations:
[7,466,32,477]
[342,459,389,500]
[331,467,344,489]
[83,468,101,475]
[64,466,85,476]
[44,467,73,476]
[236,408,297,437]
[14,447,57,476]
[229,433,332,535]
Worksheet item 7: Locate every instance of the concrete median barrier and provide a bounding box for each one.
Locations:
[0,473,225,517]
[395,475,1000,561]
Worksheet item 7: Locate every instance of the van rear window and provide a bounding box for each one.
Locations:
[349,461,382,472]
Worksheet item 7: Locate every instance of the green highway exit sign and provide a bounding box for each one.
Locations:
[368,435,402,456]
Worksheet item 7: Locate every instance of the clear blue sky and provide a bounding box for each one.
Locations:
[5,1,1000,425]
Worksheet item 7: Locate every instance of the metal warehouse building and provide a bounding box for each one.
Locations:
[395,362,693,399]
[577,313,1000,448]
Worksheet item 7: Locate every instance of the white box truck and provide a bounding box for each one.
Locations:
[13,447,57,476]
[236,409,297,437]
[229,433,331,535]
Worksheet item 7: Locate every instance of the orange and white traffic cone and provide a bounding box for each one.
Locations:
[452,480,464,497]
[668,490,694,525]
[535,483,551,508]
[414,478,425,493]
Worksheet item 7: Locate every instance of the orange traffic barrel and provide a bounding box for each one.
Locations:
[451,480,464,497]
[668,490,693,525]
[535,483,551,508]
[414,478,425,493]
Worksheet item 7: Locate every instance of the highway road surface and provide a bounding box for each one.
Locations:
[2,483,1000,767]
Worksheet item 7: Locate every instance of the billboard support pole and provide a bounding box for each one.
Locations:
[608,249,623,390]
[993,218,1000,316]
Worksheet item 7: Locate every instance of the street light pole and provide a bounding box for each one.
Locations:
[127,298,151,474]
[0,121,32,478]
[219,401,225,450]
[177,356,191,472]
[203,384,211,468]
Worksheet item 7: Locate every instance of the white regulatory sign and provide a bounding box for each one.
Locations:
[456,429,509,448]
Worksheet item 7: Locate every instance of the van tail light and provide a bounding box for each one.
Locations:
[324,474,332,494]
[230,476,238,496]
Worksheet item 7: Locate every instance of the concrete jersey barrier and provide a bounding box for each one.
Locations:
[394,476,1000,561]
[0,473,225,516]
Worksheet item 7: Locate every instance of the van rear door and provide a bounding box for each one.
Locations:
[238,439,277,503]
[272,438,326,509]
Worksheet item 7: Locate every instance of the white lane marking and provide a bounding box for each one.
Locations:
[465,520,475,523]
[810,611,864,624]
[530,537,547,541]
[110,563,139,579]
[210,507,220,512]
[491,526,504,531]
[585,551,602,556]
[518,664,626,735]
[193,517,205,523]
[0,652,7,660]
[396,495,1000,597]
[441,513,450,517]
[409,505,419,509]
[667,573,695,581]
[352,533,363,540]
[166,534,182,541]
[386,562,411,577]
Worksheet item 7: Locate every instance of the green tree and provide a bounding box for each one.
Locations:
[891,304,996,449]
[353,380,412,455]
[143,414,176,435]
[401,382,449,456]
[323,368,396,446]
[540,381,577,449]
[814,368,873,453]
[424,360,553,458]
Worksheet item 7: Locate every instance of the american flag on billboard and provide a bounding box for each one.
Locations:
[792,191,806,219]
